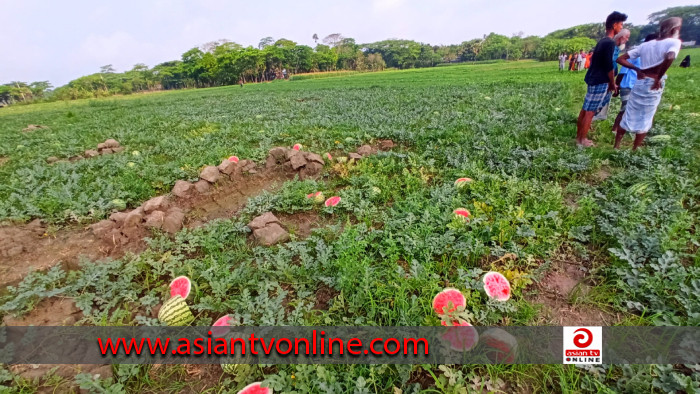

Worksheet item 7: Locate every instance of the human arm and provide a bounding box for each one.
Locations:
[651,53,676,90]
[616,53,646,79]
[602,41,618,94]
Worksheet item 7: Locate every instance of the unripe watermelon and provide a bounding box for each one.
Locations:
[222,363,241,375]
[111,199,127,211]
[648,135,671,142]
[158,295,194,326]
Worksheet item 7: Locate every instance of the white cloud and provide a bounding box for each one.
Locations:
[372,0,404,12]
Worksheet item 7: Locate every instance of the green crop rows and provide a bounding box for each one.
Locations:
[1,52,699,392]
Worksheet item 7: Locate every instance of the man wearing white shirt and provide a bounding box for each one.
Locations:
[614,17,682,150]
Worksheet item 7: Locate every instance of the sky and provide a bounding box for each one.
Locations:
[0,0,692,87]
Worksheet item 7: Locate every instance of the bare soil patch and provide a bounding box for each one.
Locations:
[527,253,620,326]
[0,168,292,289]
[2,297,83,326]
[313,283,339,310]
[277,210,324,239]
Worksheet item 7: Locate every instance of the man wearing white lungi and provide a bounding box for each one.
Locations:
[614,17,682,150]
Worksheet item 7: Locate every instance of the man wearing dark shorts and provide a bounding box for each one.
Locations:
[576,11,627,147]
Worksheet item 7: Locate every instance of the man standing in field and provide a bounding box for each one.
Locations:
[614,18,683,150]
[576,11,628,147]
[559,53,567,71]
[578,50,587,71]
[594,28,631,121]
[611,33,658,133]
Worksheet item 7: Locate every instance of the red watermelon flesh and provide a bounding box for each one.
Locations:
[169,276,191,299]
[211,315,232,338]
[483,272,511,301]
[432,288,466,316]
[453,208,470,220]
[238,382,272,394]
[480,328,518,363]
[440,320,479,351]
[325,196,341,207]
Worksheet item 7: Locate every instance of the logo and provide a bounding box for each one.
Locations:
[563,326,602,364]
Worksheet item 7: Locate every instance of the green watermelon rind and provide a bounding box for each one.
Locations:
[158,295,194,326]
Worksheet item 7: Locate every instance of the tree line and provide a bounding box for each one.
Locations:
[1,6,696,106]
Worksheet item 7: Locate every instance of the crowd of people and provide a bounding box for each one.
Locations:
[559,51,592,72]
[568,12,684,150]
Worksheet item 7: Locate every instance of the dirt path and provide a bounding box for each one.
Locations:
[0,143,390,289]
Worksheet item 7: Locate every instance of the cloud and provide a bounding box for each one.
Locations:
[372,0,404,12]
[74,31,158,72]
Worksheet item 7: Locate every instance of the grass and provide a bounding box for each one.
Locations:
[1,49,699,392]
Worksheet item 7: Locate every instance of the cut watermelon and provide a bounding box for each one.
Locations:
[325,196,341,207]
[325,152,332,161]
[454,178,473,188]
[306,191,325,203]
[211,315,233,338]
[440,320,479,351]
[228,156,239,163]
[432,288,466,316]
[480,328,518,363]
[483,272,511,301]
[237,382,272,394]
[453,208,470,222]
[169,276,191,299]
[292,144,302,151]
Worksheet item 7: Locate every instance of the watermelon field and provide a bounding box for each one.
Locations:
[1,49,699,392]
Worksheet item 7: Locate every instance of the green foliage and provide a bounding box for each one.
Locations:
[645,5,700,42]
[0,48,699,393]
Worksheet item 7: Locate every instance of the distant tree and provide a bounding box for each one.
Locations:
[258,36,275,49]
[313,44,338,71]
[275,38,297,48]
[200,39,231,53]
[546,23,606,40]
[366,53,386,71]
[479,33,511,60]
[29,81,53,99]
[0,85,12,105]
[643,6,700,42]
[364,39,421,68]
[334,37,359,69]
[100,64,116,73]
[181,48,206,87]
[458,39,483,61]
[521,36,542,59]
[291,45,314,73]
[312,33,319,44]
[323,33,344,47]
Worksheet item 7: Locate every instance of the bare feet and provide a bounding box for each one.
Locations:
[576,139,595,148]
